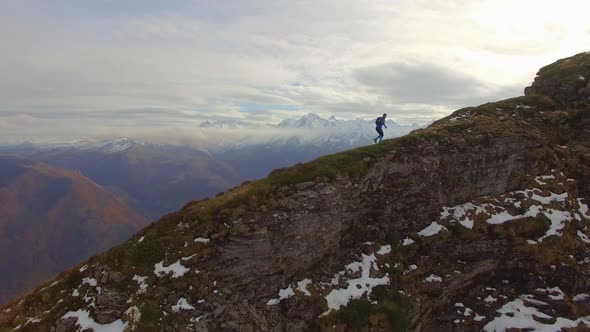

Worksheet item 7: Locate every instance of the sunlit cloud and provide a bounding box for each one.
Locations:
[1,0,589,142]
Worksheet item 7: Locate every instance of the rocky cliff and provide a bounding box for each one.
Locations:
[1,52,590,332]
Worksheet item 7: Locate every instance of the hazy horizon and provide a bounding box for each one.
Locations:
[2,0,589,142]
[0,112,420,149]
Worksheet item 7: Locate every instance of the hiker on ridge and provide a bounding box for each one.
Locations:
[373,113,387,144]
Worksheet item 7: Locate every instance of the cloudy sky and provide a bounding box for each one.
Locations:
[1,0,589,142]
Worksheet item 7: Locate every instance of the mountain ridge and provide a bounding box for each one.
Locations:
[0,143,241,220]
[1,51,590,331]
[0,157,148,307]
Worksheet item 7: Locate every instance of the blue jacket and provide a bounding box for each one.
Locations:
[376,117,386,128]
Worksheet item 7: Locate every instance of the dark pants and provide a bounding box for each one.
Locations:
[375,127,384,137]
[375,127,384,143]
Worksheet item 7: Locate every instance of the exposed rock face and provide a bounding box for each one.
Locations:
[524,51,590,104]
[94,288,129,324]
[2,53,590,332]
[524,75,589,104]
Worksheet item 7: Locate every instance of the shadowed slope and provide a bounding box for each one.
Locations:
[0,158,147,305]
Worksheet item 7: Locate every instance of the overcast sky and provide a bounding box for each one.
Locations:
[1,0,589,142]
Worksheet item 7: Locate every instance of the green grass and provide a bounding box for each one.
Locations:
[102,232,165,276]
[136,301,163,332]
[335,297,374,330]
[494,215,551,239]
[476,95,556,111]
[330,286,409,331]
[432,95,556,127]
[537,51,590,81]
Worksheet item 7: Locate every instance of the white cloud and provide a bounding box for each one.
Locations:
[1,0,589,141]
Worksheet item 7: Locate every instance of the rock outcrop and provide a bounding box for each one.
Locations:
[524,51,590,105]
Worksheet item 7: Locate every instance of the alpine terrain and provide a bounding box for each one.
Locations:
[0,157,148,307]
[2,52,590,331]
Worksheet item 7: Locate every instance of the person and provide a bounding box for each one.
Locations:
[373,113,387,144]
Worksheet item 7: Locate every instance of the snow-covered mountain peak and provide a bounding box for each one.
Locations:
[101,138,134,153]
[278,113,331,129]
[23,138,135,154]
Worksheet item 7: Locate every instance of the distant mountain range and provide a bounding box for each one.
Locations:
[0,140,241,220]
[198,113,418,131]
[0,157,148,305]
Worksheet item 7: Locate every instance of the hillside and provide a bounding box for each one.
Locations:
[0,158,148,306]
[1,52,590,331]
[0,142,241,220]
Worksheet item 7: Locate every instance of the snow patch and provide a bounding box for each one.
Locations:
[82,277,97,287]
[154,260,189,278]
[474,313,486,322]
[267,286,296,305]
[484,295,497,303]
[194,237,210,243]
[418,222,447,237]
[297,279,312,296]
[323,253,389,312]
[137,236,144,243]
[524,297,548,306]
[483,295,590,332]
[534,175,555,185]
[172,298,195,312]
[181,254,196,261]
[424,274,442,283]
[539,209,572,241]
[579,198,589,219]
[442,188,581,242]
[376,245,392,255]
[62,310,127,332]
[463,308,473,316]
[577,231,590,244]
[441,203,483,229]
[545,286,565,300]
[403,264,418,275]
[401,238,415,246]
[132,275,148,294]
[266,278,314,304]
[573,294,589,302]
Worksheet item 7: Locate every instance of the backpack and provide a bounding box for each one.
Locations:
[375,117,382,125]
